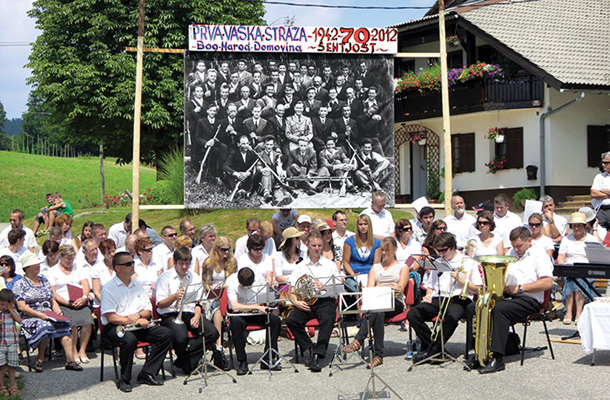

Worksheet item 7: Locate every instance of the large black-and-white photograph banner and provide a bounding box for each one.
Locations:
[184,25,397,209]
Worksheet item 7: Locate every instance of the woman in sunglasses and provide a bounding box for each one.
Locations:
[471,210,504,256]
[421,220,448,258]
[526,213,554,258]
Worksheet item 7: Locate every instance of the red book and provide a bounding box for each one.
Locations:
[406,255,417,268]
[67,284,84,302]
[41,311,71,322]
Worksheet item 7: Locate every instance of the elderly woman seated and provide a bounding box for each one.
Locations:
[12,253,82,372]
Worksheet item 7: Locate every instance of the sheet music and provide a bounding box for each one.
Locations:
[361,287,394,312]
[243,283,277,305]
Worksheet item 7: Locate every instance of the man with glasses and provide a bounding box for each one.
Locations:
[444,195,476,250]
[591,151,610,230]
[152,226,177,271]
[100,252,173,392]
[0,210,36,251]
[407,233,482,364]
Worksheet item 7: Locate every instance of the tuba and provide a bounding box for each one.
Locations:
[291,275,320,305]
[473,255,517,366]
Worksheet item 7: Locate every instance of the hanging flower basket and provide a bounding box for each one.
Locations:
[485,127,505,143]
[418,138,427,146]
[446,35,461,47]
[409,131,426,144]
[485,157,508,174]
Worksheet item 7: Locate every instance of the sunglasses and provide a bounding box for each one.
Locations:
[434,226,447,231]
[529,223,542,227]
[0,262,9,267]
[477,221,491,226]
[402,227,412,232]
[165,233,177,238]
[219,247,231,252]
[142,248,153,252]
[602,161,610,165]
[251,247,264,252]
[437,247,450,253]
[116,261,135,267]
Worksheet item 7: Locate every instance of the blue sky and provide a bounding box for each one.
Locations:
[0,0,434,119]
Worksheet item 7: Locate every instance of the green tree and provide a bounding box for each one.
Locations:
[27,0,265,164]
[0,101,6,133]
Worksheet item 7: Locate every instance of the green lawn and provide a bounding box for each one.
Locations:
[0,151,157,219]
[27,206,414,247]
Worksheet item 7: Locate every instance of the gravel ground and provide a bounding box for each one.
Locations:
[19,316,610,400]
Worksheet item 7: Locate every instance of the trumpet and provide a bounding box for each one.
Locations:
[173,274,191,325]
[116,319,161,338]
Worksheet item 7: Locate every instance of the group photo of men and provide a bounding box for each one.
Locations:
[183,53,395,209]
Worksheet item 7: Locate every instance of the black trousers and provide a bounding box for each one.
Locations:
[597,206,610,230]
[355,302,404,358]
[489,295,540,356]
[160,311,219,372]
[286,298,336,358]
[406,296,471,352]
[103,324,173,384]
[229,313,280,363]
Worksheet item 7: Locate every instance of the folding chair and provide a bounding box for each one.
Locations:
[511,288,555,365]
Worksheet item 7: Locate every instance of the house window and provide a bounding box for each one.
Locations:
[448,51,462,69]
[587,125,610,167]
[451,133,475,173]
[494,127,523,169]
[395,60,415,78]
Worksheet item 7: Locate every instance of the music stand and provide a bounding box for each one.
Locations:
[184,285,237,392]
[228,283,299,378]
[408,255,470,372]
[359,287,404,400]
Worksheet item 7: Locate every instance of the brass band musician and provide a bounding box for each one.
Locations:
[100,252,173,393]
[468,227,553,373]
[286,229,340,372]
[155,247,226,375]
[407,233,482,364]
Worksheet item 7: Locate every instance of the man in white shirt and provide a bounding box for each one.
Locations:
[331,210,354,265]
[493,193,522,248]
[412,206,435,244]
[156,247,225,374]
[539,195,568,243]
[408,233,482,364]
[76,224,106,264]
[234,217,261,260]
[192,224,217,267]
[591,151,610,229]
[444,195,476,249]
[152,226,177,271]
[108,213,132,249]
[286,230,342,372]
[226,267,281,375]
[0,209,36,251]
[100,252,173,392]
[0,228,31,274]
[476,227,553,374]
[360,191,394,239]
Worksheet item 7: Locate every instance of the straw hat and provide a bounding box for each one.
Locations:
[279,227,304,249]
[315,221,335,232]
[21,253,43,269]
[568,212,587,225]
[578,207,596,223]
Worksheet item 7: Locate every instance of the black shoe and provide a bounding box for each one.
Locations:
[464,355,481,371]
[479,357,505,374]
[309,354,322,372]
[213,350,230,371]
[137,372,164,386]
[118,379,132,393]
[412,351,430,364]
[236,360,248,376]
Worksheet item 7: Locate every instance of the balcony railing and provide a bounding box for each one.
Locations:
[395,73,545,122]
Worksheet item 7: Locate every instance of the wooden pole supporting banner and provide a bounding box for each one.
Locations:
[131,0,145,233]
[438,0,453,216]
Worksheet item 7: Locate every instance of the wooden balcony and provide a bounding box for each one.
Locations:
[395,73,545,122]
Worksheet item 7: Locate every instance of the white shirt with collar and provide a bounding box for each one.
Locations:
[493,210,522,245]
[423,252,482,300]
[591,171,610,208]
[237,253,273,282]
[226,272,267,309]
[0,246,30,275]
[0,225,37,250]
[134,255,163,297]
[152,242,173,271]
[192,244,211,268]
[108,222,128,248]
[74,256,101,290]
[444,212,476,249]
[234,235,249,260]
[543,213,568,237]
[100,276,152,325]
[332,229,354,262]
[289,256,342,298]
[505,248,553,303]
[360,207,394,238]
[155,268,203,315]
[90,262,115,307]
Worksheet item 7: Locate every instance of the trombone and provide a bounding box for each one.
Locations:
[116,319,161,338]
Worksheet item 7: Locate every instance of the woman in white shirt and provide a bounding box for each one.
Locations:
[54,214,78,249]
[91,239,116,308]
[471,211,504,257]
[527,213,554,258]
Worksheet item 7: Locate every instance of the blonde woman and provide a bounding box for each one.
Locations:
[167,235,200,275]
[343,214,381,292]
[201,236,235,359]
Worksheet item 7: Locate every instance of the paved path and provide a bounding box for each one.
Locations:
[20,317,610,400]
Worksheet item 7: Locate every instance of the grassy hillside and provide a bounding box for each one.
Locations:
[27,206,415,248]
[0,151,157,219]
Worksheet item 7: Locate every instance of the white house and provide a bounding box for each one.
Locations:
[392,0,610,207]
